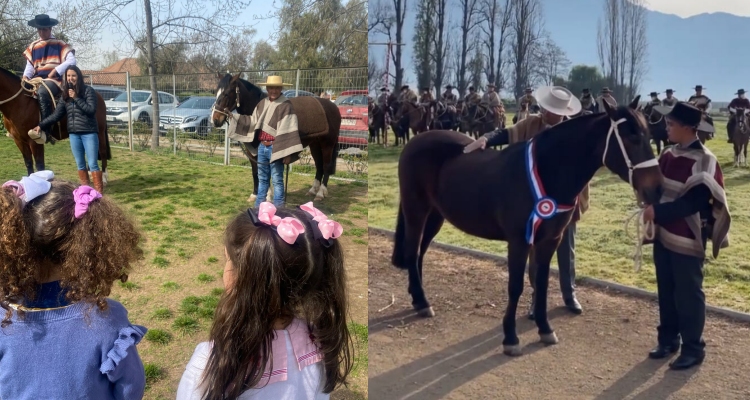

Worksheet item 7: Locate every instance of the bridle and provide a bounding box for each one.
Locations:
[0,79,37,105]
[602,117,660,186]
[211,83,241,123]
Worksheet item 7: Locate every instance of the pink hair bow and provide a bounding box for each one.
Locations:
[300,202,343,240]
[73,185,102,218]
[257,202,305,245]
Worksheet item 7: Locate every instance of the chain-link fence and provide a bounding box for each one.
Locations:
[84,66,368,178]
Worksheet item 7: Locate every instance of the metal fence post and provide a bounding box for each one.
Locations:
[126,72,133,152]
[224,125,230,165]
[172,74,177,156]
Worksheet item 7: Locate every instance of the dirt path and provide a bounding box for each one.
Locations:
[368,232,750,400]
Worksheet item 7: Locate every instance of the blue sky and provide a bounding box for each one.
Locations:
[45,1,281,69]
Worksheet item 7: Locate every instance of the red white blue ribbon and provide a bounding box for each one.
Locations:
[525,140,576,244]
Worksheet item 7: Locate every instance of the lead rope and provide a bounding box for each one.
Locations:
[603,117,660,271]
[624,208,656,271]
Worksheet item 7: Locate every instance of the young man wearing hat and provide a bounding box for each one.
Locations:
[648,92,661,106]
[726,89,750,143]
[441,85,458,127]
[245,75,301,208]
[518,87,537,112]
[579,89,596,113]
[661,89,678,107]
[399,85,417,104]
[377,86,389,108]
[465,86,481,105]
[23,14,76,144]
[687,86,714,140]
[596,87,617,113]
[643,101,730,370]
[464,86,588,318]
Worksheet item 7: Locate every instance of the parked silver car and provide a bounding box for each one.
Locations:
[105,90,179,126]
[158,96,220,137]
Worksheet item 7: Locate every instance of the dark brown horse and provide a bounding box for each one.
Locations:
[0,67,111,177]
[368,102,387,146]
[731,107,750,167]
[211,73,340,201]
[641,103,669,154]
[391,97,664,356]
[396,101,429,137]
[462,102,495,139]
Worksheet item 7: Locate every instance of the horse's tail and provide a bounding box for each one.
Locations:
[105,125,112,160]
[392,204,408,269]
[330,142,339,175]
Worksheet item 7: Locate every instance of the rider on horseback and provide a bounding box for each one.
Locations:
[727,89,750,143]
[687,85,714,141]
[661,89,678,107]
[464,86,481,105]
[518,88,538,113]
[482,83,503,129]
[596,87,617,113]
[23,14,76,145]
[579,88,596,113]
[440,84,458,128]
[419,87,434,128]
[648,92,661,106]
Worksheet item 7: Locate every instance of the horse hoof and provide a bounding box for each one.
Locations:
[307,188,317,196]
[102,171,109,185]
[503,344,523,357]
[416,307,435,318]
[540,332,559,344]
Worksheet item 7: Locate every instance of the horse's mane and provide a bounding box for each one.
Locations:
[239,78,267,100]
[0,67,20,82]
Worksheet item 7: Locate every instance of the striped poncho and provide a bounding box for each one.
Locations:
[23,38,74,81]
[229,95,302,164]
[656,144,730,259]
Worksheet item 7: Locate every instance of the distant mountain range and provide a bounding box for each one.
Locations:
[369,0,747,102]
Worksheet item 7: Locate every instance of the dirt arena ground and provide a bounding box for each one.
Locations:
[368,231,750,400]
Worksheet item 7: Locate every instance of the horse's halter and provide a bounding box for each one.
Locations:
[602,118,660,186]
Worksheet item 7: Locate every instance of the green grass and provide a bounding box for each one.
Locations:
[349,322,368,378]
[0,137,368,398]
[196,273,215,283]
[144,329,173,345]
[369,115,750,312]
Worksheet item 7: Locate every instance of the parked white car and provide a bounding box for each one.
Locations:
[105,90,179,126]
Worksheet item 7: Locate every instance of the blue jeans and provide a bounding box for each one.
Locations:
[255,143,284,207]
[69,133,100,171]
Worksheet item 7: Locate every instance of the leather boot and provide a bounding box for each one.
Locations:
[37,88,57,145]
[91,171,104,194]
[77,170,90,186]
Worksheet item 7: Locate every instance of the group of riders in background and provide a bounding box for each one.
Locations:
[368,80,750,150]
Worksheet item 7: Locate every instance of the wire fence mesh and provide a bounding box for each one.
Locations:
[84,66,368,178]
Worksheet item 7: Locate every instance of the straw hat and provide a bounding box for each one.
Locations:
[257,75,292,87]
[533,86,582,116]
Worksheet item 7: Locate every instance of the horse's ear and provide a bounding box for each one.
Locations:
[232,73,241,81]
[216,72,223,80]
[628,95,641,109]
[602,98,617,119]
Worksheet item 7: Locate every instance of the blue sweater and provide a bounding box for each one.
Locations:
[0,284,147,400]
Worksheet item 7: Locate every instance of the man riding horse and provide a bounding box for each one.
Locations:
[482,83,503,129]
[23,14,76,144]
[439,84,458,128]
[596,87,617,113]
[579,88,597,113]
[662,89,678,106]
[648,92,661,107]
[399,85,417,104]
[518,87,538,113]
[687,85,714,141]
[419,87,434,128]
[727,89,750,143]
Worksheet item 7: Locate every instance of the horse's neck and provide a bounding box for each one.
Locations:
[0,73,24,114]
[534,117,609,203]
[238,82,260,115]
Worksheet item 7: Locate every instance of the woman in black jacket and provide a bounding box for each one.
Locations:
[33,65,103,192]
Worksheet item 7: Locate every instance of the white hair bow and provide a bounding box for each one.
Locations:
[2,170,55,203]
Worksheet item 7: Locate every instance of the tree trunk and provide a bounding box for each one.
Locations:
[393,0,407,90]
[144,0,160,150]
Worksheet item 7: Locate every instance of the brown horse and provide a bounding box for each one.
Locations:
[211,73,340,201]
[0,67,111,177]
[731,107,750,167]
[396,101,429,137]
[462,102,495,139]
[368,102,387,146]
[391,97,664,356]
[640,103,669,154]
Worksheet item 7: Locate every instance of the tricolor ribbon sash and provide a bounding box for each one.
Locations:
[525,140,576,244]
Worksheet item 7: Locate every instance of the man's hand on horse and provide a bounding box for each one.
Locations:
[48,69,57,79]
[463,137,487,153]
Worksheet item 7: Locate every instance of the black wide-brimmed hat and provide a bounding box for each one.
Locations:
[601,87,612,93]
[737,89,746,95]
[693,85,705,90]
[665,89,674,93]
[649,92,659,96]
[468,86,475,91]
[380,86,387,91]
[654,101,714,133]
[28,14,58,28]
[487,83,496,88]
[445,84,453,89]
[582,88,590,92]
[401,85,409,90]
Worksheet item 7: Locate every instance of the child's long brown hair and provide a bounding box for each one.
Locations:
[201,208,352,399]
[0,180,143,326]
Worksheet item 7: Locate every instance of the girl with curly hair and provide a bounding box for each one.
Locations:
[176,202,353,399]
[0,171,146,399]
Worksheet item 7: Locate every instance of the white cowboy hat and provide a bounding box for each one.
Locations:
[533,86,582,116]
[257,75,293,87]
